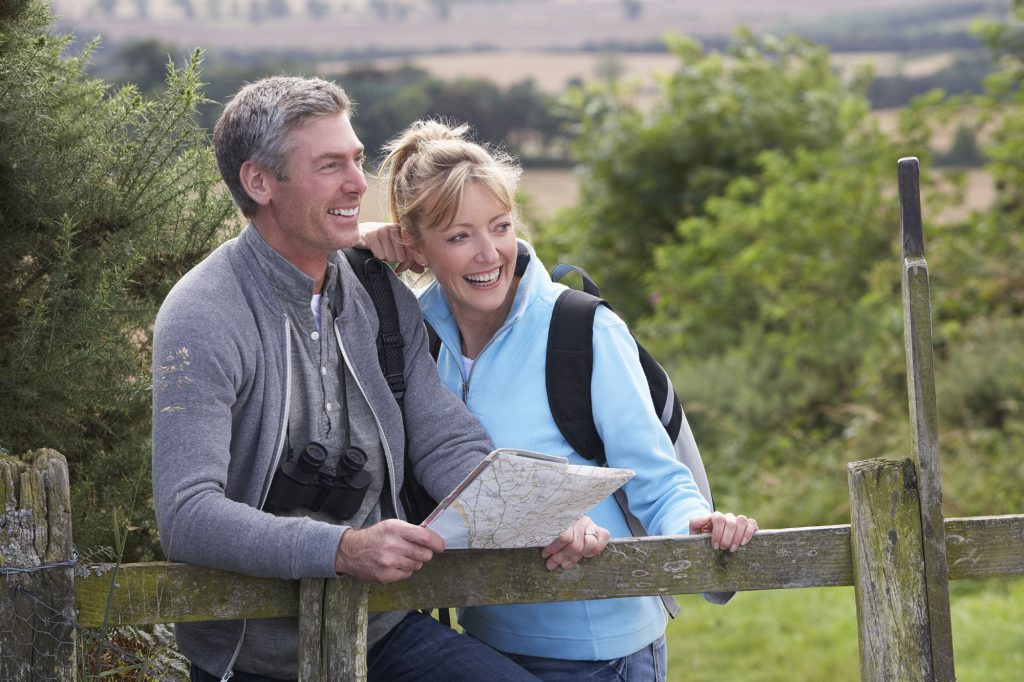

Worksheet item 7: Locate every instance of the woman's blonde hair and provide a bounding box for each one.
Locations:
[377,119,522,243]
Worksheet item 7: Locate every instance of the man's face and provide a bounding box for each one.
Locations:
[256,113,368,276]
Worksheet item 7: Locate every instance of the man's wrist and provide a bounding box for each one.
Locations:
[334,527,352,575]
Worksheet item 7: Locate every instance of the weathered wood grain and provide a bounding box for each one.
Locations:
[849,458,933,681]
[297,577,368,682]
[324,578,367,681]
[946,515,1024,580]
[0,451,76,682]
[899,156,956,680]
[298,579,325,682]
[369,526,854,611]
[74,514,1024,628]
[75,561,299,627]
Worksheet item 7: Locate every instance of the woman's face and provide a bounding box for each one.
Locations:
[413,181,518,325]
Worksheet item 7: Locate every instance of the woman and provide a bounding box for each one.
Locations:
[364,119,757,681]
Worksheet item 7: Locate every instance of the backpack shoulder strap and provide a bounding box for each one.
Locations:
[424,319,441,362]
[343,247,406,406]
[548,286,684,617]
[344,248,441,527]
[551,263,602,297]
[546,288,607,463]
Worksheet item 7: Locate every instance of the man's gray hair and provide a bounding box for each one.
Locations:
[213,76,353,217]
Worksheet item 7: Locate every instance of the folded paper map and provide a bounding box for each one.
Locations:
[422,448,635,549]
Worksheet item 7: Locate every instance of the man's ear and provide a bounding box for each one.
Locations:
[401,228,428,268]
[239,160,273,208]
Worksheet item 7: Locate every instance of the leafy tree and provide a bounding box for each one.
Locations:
[538,19,1024,526]
[643,133,902,450]
[540,31,874,321]
[934,124,984,167]
[0,0,235,558]
[112,39,180,92]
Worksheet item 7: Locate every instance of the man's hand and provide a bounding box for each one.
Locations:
[355,222,425,274]
[540,515,610,570]
[688,511,757,552]
[335,519,445,582]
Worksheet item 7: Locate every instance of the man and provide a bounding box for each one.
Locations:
[152,76,605,681]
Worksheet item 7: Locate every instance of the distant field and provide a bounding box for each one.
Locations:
[363,163,994,228]
[53,0,956,53]
[322,51,683,95]
[362,167,578,226]
[323,49,954,97]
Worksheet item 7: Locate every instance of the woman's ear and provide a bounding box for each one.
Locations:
[239,160,273,208]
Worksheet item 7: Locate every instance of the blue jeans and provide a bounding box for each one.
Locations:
[503,635,667,682]
[190,611,540,682]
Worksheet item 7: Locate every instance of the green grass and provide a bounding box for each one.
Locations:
[664,578,1024,681]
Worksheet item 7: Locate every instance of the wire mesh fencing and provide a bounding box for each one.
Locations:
[1,572,188,682]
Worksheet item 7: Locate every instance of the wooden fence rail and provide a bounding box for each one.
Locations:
[70,515,1024,629]
[3,157,1023,680]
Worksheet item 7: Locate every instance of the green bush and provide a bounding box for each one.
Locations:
[0,0,235,559]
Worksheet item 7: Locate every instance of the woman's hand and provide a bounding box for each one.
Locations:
[541,515,610,570]
[356,222,425,274]
[688,511,757,552]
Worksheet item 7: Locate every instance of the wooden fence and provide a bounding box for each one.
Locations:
[3,158,1024,681]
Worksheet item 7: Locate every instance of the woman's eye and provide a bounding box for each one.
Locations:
[447,233,468,243]
[496,222,513,233]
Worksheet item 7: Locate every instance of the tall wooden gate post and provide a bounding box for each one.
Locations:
[848,458,933,681]
[298,576,368,682]
[0,450,77,681]
[898,157,956,679]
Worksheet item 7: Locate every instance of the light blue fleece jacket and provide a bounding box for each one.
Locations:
[418,240,712,661]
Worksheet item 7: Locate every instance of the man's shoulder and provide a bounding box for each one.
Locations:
[157,239,252,334]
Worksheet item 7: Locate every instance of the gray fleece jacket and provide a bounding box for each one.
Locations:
[152,225,493,675]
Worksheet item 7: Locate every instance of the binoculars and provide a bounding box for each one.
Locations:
[264,442,372,521]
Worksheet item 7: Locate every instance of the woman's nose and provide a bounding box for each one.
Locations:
[475,235,499,262]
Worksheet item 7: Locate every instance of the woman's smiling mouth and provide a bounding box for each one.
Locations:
[465,268,501,287]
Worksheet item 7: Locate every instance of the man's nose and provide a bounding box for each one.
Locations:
[344,164,368,195]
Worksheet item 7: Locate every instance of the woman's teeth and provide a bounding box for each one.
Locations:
[465,269,500,285]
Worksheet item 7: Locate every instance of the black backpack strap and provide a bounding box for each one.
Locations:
[344,248,406,405]
[548,278,684,617]
[546,289,607,463]
[424,320,441,362]
[343,248,438,523]
[551,263,601,296]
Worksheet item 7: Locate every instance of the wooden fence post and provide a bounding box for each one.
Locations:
[298,576,368,682]
[1,449,77,681]
[848,457,933,681]
[898,157,956,680]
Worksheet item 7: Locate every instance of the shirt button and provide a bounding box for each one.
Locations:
[325,402,332,411]
[321,366,327,376]
[310,331,320,341]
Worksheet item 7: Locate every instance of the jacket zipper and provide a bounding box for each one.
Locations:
[446,326,507,406]
[259,315,292,510]
[335,320,400,518]
[231,316,291,682]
